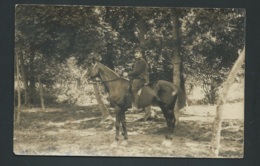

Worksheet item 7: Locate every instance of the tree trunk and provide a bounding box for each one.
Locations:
[103,8,116,70]
[137,18,146,56]
[28,51,36,104]
[93,83,110,119]
[105,42,115,70]
[19,52,29,106]
[210,47,245,157]
[38,76,45,111]
[171,9,182,125]
[15,53,21,124]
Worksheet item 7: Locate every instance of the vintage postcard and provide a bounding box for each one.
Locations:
[14,5,245,158]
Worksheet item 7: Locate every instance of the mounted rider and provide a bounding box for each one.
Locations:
[124,48,149,108]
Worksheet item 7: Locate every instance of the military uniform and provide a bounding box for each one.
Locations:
[129,57,149,106]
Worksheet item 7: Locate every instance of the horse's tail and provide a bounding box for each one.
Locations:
[177,86,186,110]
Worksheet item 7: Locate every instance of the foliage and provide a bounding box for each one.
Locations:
[15,5,245,105]
[181,8,245,104]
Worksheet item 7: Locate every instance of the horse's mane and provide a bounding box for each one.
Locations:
[97,62,129,81]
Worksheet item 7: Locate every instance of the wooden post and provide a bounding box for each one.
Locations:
[38,76,45,111]
[15,53,21,124]
[210,47,245,157]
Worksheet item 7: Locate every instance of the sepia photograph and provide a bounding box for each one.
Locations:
[14,5,245,158]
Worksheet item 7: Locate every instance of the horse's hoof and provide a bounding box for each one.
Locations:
[111,141,119,147]
[121,140,128,146]
[162,139,172,147]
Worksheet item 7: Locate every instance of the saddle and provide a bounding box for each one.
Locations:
[135,81,163,103]
[128,77,146,92]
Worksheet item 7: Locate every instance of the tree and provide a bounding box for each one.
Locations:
[171,9,185,125]
[15,53,21,123]
[15,5,105,105]
[38,75,45,111]
[15,6,245,122]
[19,52,29,106]
[181,8,245,104]
[210,46,245,157]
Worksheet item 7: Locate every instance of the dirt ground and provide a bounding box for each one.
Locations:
[13,102,244,158]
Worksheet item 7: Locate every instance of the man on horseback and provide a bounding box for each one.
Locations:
[82,51,186,142]
[124,49,149,110]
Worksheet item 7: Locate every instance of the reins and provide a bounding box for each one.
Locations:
[87,77,125,84]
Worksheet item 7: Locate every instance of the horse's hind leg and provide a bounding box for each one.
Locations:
[166,119,174,140]
[161,110,174,146]
[159,103,174,140]
[167,107,177,140]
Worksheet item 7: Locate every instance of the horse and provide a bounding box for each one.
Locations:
[81,62,186,144]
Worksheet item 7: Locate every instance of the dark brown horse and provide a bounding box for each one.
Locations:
[81,62,185,143]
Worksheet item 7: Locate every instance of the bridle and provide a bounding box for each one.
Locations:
[84,62,128,84]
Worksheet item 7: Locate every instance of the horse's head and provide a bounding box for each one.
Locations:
[81,62,100,82]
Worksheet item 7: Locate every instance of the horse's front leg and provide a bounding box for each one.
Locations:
[111,107,120,147]
[115,110,120,141]
[120,110,128,145]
